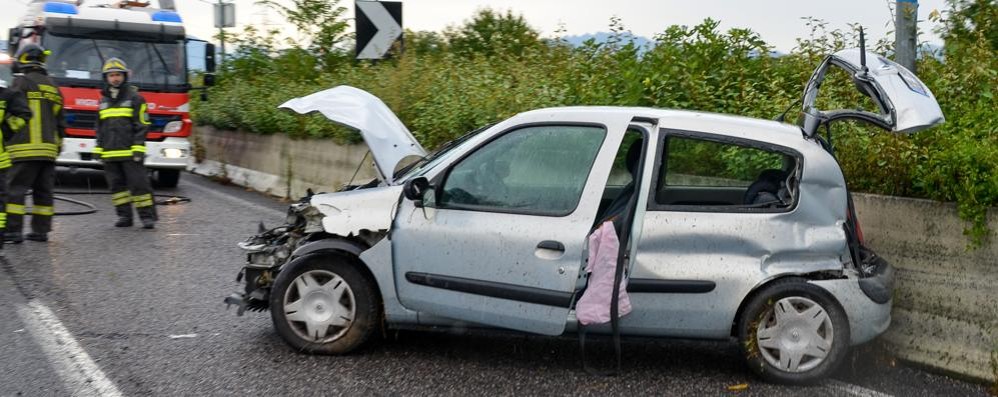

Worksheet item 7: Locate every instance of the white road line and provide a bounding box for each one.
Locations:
[14,300,123,397]
[825,379,894,397]
[181,178,285,216]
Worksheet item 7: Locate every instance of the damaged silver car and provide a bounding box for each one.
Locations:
[225,48,943,384]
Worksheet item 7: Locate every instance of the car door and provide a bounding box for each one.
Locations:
[800,48,944,137]
[392,118,628,335]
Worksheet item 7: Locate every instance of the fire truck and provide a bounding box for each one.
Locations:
[5,0,215,187]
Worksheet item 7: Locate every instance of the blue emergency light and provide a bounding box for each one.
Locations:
[43,2,78,15]
[151,11,182,23]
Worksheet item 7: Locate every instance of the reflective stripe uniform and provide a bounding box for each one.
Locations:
[96,85,156,223]
[6,70,63,235]
[0,86,32,236]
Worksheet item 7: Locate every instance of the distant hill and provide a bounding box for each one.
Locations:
[560,32,653,50]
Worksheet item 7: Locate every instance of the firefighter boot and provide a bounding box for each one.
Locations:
[137,200,156,230]
[25,232,48,242]
[114,199,133,227]
[4,232,23,244]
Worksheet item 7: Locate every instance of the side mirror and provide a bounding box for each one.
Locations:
[203,73,216,87]
[204,43,216,73]
[8,28,19,51]
[402,176,431,205]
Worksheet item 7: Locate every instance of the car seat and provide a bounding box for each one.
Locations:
[595,139,643,232]
[743,169,788,206]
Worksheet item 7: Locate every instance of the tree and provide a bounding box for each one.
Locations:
[444,8,541,57]
[256,0,351,68]
[940,0,998,52]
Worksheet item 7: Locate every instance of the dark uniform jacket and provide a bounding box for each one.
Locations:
[0,87,32,169]
[7,70,65,162]
[95,85,150,161]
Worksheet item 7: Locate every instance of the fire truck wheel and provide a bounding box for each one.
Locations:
[155,169,181,188]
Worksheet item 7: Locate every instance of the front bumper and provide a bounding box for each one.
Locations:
[58,137,191,170]
[225,266,274,315]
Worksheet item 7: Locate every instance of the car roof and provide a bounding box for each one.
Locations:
[517,106,807,149]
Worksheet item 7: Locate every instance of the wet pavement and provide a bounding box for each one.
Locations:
[0,168,989,396]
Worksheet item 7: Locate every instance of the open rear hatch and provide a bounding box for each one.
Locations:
[800,45,941,302]
[800,48,944,137]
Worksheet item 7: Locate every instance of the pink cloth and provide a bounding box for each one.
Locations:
[576,221,632,325]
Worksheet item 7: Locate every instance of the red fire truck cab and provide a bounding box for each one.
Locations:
[7,0,214,187]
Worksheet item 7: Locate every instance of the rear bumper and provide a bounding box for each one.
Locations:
[58,137,191,170]
[810,264,894,346]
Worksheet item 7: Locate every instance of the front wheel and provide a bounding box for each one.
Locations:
[737,278,849,385]
[269,254,380,355]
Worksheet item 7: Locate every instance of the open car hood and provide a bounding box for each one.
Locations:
[279,86,427,185]
[801,48,944,136]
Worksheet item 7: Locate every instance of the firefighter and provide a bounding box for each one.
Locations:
[0,79,32,249]
[96,57,156,229]
[4,44,64,243]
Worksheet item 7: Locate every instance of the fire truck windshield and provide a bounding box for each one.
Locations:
[43,32,187,90]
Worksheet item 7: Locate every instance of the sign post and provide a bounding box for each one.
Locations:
[213,0,236,65]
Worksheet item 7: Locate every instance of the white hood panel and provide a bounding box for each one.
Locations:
[279,86,427,184]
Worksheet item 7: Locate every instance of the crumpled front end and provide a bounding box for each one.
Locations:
[225,185,402,315]
[224,197,325,315]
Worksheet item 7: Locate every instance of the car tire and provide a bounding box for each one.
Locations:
[269,253,380,355]
[154,169,181,188]
[737,277,850,385]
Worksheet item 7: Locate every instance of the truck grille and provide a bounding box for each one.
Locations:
[64,109,181,133]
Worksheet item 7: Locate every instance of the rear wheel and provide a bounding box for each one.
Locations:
[269,254,380,355]
[154,169,181,188]
[737,278,849,385]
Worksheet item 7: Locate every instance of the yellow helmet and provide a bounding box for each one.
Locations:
[14,43,50,69]
[101,57,128,75]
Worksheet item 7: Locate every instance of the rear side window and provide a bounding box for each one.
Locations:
[654,135,798,211]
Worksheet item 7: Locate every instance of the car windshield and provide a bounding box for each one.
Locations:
[43,32,186,88]
[395,124,494,181]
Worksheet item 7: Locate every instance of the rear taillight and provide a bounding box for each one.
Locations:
[850,213,865,245]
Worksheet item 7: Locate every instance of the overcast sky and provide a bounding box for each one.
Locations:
[2,0,949,52]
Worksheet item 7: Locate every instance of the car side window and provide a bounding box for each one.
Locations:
[655,135,798,210]
[439,125,606,216]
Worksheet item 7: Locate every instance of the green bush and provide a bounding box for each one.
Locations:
[193,3,998,245]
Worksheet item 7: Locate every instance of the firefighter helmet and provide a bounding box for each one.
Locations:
[14,43,50,69]
[102,57,129,76]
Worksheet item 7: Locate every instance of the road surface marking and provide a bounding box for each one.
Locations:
[15,300,123,397]
[826,379,894,397]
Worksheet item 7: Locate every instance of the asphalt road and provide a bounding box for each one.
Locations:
[0,169,990,396]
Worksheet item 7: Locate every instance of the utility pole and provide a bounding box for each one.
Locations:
[895,0,918,73]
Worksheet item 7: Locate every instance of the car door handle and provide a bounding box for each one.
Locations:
[536,240,565,252]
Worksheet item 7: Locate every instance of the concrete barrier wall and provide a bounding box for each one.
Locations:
[193,126,996,383]
[190,126,378,198]
[853,194,997,383]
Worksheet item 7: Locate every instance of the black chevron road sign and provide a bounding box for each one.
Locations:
[356,0,403,60]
